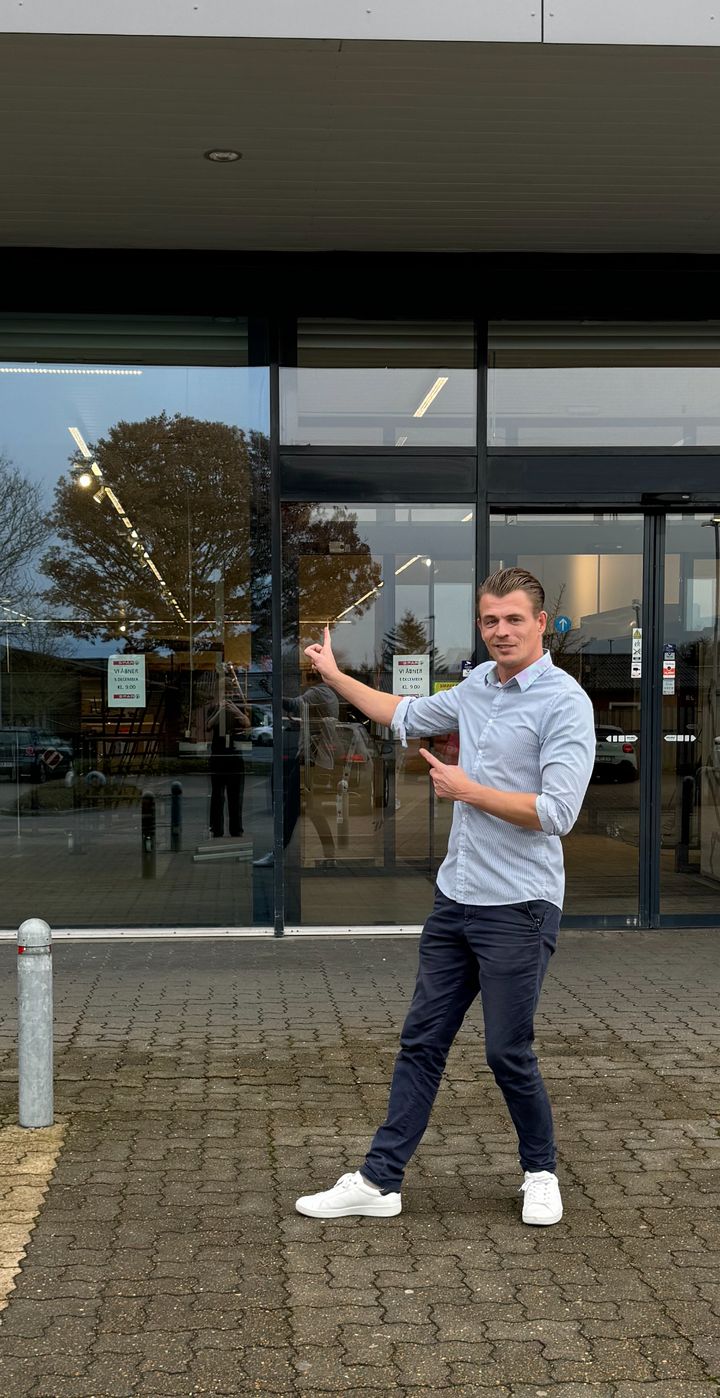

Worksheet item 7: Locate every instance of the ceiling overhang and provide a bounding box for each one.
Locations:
[2,33,720,253]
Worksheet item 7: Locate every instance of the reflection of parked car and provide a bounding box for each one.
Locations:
[593,725,639,783]
[248,711,291,745]
[0,727,73,783]
[249,716,274,745]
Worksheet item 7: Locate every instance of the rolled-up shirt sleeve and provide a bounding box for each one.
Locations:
[535,689,596,836]
[391,686,461,747]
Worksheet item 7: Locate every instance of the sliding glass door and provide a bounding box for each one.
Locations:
[660,512,720,916]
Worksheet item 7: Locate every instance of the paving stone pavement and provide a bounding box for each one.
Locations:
[0,929,719,1397]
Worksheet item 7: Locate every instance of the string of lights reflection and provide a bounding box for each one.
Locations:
[68,427,188,624]
[0,367,143,376]
[0,616,254,625]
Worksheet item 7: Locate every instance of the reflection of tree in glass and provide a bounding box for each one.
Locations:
[0,456,76,729]
[3,626,79,730]
[382,609,447,675]
[42,413,261,650]
[545,585,581,659]
[288,504,383,639]
[40,413,382,657]
[0,454,49,610]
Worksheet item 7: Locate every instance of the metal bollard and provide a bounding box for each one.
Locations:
[141,791,156,879]
[336,778,349,849]
[170,781,183,852]
[17,919,53,1128]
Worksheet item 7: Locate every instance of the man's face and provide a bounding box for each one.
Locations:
[477,588,547,677]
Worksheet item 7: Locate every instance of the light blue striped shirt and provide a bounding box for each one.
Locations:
[391,651,595,911]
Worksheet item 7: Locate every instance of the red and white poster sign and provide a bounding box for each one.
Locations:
[393,654,430,697]
[108,654,146,709]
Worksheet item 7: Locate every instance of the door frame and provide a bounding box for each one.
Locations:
[487,504,720,930]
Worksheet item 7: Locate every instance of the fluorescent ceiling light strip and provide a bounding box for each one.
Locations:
[394,554,422,576]
[1,604,32,623]
[7,620,255,626]
[103,486,125,515]
[69,426,92,458]
[335,580,383,622]
[2,617,255,625]
[413,376,448,418]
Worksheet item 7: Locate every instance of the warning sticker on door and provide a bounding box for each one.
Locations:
[663,642,676,696]
[631,627,642,679]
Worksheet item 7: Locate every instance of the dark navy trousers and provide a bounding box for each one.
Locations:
[362,886,561,1191]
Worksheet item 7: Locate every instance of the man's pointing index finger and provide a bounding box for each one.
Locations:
[419,747,443,769]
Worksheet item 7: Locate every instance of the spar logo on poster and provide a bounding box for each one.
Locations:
[108,654,146,708]
[392,654,431,697]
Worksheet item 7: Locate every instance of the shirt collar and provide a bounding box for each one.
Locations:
[484,649,553,691]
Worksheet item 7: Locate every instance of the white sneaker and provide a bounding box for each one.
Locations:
[295,1171,401,1219]
[520,1170,563,1225]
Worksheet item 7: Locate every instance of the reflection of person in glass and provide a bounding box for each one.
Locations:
[290,677,340,862]
[253,676,339,867]
[295,568,595,1230]
[207,695,249,838]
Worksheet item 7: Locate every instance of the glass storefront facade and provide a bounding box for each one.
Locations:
[2,307,720,931]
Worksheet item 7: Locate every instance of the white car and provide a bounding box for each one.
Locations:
[249,716,274,745]
[593,725,639,783]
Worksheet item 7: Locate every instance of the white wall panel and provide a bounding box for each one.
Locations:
[545,0,720,47]
[0,0,541,42]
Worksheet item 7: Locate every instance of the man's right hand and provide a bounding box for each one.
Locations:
[304,625,340,684]
[304,625,402,728]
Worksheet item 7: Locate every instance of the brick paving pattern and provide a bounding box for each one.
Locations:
[0,928,718,1395]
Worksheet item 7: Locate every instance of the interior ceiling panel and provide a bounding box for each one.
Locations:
[1,33,720,252]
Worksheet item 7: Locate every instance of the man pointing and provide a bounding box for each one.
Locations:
[295,567,595,1226]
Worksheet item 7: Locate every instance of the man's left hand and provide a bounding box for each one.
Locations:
[419,748,474,801]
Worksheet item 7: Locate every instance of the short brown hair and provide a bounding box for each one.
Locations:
[478,567,545,617]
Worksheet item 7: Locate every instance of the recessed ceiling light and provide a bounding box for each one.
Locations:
[204,149,242,163]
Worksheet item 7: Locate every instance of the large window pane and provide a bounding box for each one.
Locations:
[275,503,475,925]
[489,321,720,446]
[281,320,476,446]
[0,320,272,930]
